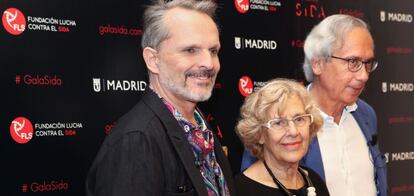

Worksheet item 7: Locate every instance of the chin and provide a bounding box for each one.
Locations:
[185,91,212,102]
[283,154,304,164]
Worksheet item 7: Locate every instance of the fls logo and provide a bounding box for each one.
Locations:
[234,0,249,14]
[2,8,26,35]
[10,116,33,144]
[238,76,253,97]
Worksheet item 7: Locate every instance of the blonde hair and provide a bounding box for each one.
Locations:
[235,78,323,160]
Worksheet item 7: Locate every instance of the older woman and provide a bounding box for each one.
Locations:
[235,78,329,196]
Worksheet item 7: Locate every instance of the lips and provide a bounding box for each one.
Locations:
[282,141,302,150]
[185,69,216,85]
[348,85,365,95]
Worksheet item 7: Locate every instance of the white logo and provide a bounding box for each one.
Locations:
[93,78,101,92]
[383,152,389,163]
[93,78,147,92]
[381,82,414,93]
[235,37,242,49]
[380,11,413,23]
[389,83,414,92]
[380,11,386,22]
[391,151,414,161]
[234,36,277,50]
[382,82,387,93]
[12,119,26,138]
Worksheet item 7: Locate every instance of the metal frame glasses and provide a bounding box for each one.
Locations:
[331,55,378,73]
[263,114,314,131]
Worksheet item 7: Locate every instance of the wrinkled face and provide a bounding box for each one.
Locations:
[155,8,221,102]
[261,95,311,165]
[317,27,374,105]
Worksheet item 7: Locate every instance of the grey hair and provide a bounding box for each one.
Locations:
[141,0,218,49]
[303,14,370,82]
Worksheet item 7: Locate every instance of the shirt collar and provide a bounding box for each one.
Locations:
[148,84,206,128]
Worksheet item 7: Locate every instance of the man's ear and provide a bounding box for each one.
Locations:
[142,47,160,74]
[311,58,323,76]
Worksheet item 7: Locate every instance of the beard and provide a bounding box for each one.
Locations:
[159,68,217,102]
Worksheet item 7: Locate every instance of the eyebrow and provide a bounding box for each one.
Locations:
[345,55,375,61]
[272,112,306,119]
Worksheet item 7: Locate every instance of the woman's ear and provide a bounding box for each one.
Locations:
[142,47,160,74]
[258,130,265,145]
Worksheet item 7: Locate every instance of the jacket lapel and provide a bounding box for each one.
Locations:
[302,136,325,180]
[142,90,208,196]
[352,100,371,143]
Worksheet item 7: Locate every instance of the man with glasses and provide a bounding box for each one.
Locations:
[241,14,387,196]
[301,14,387,196]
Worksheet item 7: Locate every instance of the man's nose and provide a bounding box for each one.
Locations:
[199,50,214,69]
[356,64,369,82]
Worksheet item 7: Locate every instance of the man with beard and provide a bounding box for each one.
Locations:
[86,0,234,196]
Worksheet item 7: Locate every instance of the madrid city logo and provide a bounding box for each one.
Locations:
[382,81,414,93]
[380,11,412,23]
[93,78,147,92]
[234,36,277,50]
[2,8,26,35]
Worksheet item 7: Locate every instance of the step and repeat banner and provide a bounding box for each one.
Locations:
[2,0,413,195]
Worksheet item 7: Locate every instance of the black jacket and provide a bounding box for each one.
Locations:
[86,89,235,196]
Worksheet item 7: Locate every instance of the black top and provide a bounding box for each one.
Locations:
[85,89,235,196]
[235,166,330,196]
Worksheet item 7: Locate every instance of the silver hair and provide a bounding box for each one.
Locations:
[141,0,218,49]
[303,14,370,82]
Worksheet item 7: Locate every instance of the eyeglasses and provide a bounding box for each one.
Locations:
[331,55,378,73]
[263,114,313,131]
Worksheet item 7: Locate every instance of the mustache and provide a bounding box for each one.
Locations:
[185,68,217,78]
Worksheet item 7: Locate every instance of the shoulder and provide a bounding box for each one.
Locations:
[104,91,172,149]
[235,172,281,196]
[355,99,375,115]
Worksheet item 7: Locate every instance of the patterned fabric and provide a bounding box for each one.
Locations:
[162,99,230,196]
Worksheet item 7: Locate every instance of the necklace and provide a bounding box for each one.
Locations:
[263,160,316,196]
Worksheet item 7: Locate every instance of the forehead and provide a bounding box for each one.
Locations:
[335,27,374,58]
[268,94,305,117]
[161,7,219,45]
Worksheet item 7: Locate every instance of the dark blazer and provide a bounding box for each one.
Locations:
[241,99,387,196]
[86,89,235,196]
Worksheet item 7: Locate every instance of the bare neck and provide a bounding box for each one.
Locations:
[310,83,346,124]
[262,153,302,189]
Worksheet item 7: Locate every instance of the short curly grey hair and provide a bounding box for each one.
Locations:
[236,78,323,160]
[303,14,370,82]
[141,0,218,49]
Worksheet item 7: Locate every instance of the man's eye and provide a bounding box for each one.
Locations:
[210,48,219,55]
[184,48,196,53]
[348,58,359,65]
